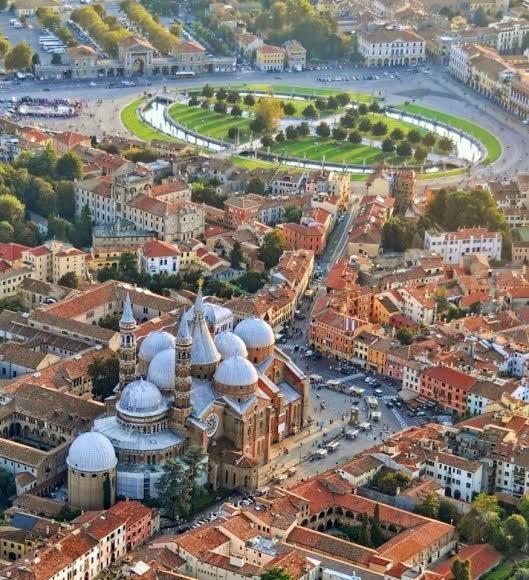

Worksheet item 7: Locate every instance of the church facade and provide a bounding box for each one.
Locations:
[68,288,309,500]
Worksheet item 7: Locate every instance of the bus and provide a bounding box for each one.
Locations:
[175,71,196,79]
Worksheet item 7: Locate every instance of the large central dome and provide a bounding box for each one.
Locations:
[117,378,167,417]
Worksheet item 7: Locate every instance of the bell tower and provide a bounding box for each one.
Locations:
[119,293,137,389]
[173,308,193,425]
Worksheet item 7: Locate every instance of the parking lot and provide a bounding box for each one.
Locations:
[0,13,54,64]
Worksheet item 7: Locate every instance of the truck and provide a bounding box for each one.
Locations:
[348,386,365,397]
[346,429,359,439]
[359,421,372,431]
[366,396,379,409]
[325,441,340,452]
[311,449,328,460]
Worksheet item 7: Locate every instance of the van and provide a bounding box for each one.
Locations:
[374,389,383,396]
[273,474,288,483]
[287,467,297,476]
[346,429,359,439]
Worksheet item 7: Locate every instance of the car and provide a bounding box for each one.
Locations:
[42,88,50,91]
[385,401,394,408]
[416,410,427,417]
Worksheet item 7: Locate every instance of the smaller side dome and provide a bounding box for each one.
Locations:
[117,379,166,417]
[148,348,175,390]
[214,331,248,360]
[214,355,258,387]
[139,331,176,363]
[234,318,275,349]
[67,432,117,472]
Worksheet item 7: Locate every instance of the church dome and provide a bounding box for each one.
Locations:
[117,379,167,417]
[214,331,248,360]
[139,331,175,363]
[67,432,117,473]
[214,355,258,387]
[234,318,275,349]
[147,348,175,390]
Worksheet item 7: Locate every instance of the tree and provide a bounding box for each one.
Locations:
[359,513,372,547]
[230,240,243,269]
[298,122,310,137]
[390,128,404,141]
[458,493,502,544]
[235,270,265,293]
[372,121,387,136]
[258,230,286,269]
[327,96,338,110]
[57,271,78,288]
[216,87,227,100]
[283,102,296,116]
[382,217,415,252]
[88,354,119,400]
[340,113,356,129]
[332,126,347,141]
[51,52,62,64]
[98,313,120,331]
[349,130,362,144]
[0,193,24,225]
[0,221,14,243]
[283,204,302,224]
[0,39,10,59]
[315,98,327,111]
[336,93,350,107]
[503,514,529,550]
[472,6,488,26]
[72,203,92,248]
[201,99,210,110]
[261,135,273,148]
[451,558,471,580]
[358,118,372,132]
[423,132,436,148]
[181,446,207,496]
[188,95,199,107]
[406,129,422,144]
[244,93,255,106]
[260,568,293,580]
[285,125,299,140]
[247,178,265,194]
[316,122,330,138]
[253,98,283,133]
[202,84,215,97]
[55,152,83,181]
[231,103,243,117]
[358,103,368,115]
[414,146,428,164]
[170,22,182,36]
[381,138,394,154]
[513,572,529,580]
[438,136,454,154]
[227,127,238,140]
[275,131,286,143]
[371,503,383,546]
[373,470,411,495]
[103,473,111,509]
[438,499,459,524]
[396,327,415,346]
[396,141,412,158]
[0,467,15,507]
[119,251,138,279]
[302,104,318,118]
[156,459,192,520]
[213,100,227,114]
[32,52,40,68]
[4,42,33,71]
[415,492,440,518]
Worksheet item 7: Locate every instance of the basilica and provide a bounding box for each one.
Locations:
[67,286,309,503]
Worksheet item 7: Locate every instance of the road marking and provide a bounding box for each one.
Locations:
[392,408,408,429]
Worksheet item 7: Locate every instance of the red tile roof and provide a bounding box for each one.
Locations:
[0,243,30,262]
[422,366,476,390]
[142,240,180,258]
[432,543,501,579]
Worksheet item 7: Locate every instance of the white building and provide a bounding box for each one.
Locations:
[448,43,477,83]
[357,30,426,67]
[491,19,529,53]
[398,287,436,325]
[424,452,483,502]
[424,228,502,264]
[140,239,180,275]
[466,379,505,415]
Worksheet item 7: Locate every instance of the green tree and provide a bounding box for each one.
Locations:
[316,122,330,138]
[332,126,347,141]
[261,135,273,148]
[358,118,372,132]
[302,103,318,118]
[236,271,265,293]
[260,568,293,580]
[372,121,387,136]
[0,39,10,59]
[415,492,440,518]
[103,473,111,509]
[51,52,62,64]
[438,499,459,524]
[371,503,383,546]
[253,98,283,133]
[0,467,15,507]
[214,100,227,114]
[32,52,40,69]
[283,102,296,116]
[202,84,215,97]
[230,241,244,269]
[390,128,404,141]
[119,251,138,279]
[349,130,362,144]
[181,446,207,496]
[451,558,471,580]
[4,42,33,71]
[247,178,265,194]
[359,513,372,547]
[336,93,350,107]
[244,93,255,106]
[381,138,394,154]
[414,146,428,164]
[285,125,299,140]
[396,327,415,346]
[72,203,92,248]
[231,103,243,117]
[88,354,119,400]
[156,459,192,520]
[298,122,310,137]
[458,493,502,544]
[0,221,14,243]
[374,470,411,495]
[216,87,227,100]
[56,506,81,522]
[472,6,488,26]
[382,217,415,252]
[57,271,78,288]
[258,230,286,269]
[504,514,529,550]
[0,193,24,225]
[422,132,436,148]
[283,204,302,224]
[406,129,422,144]
[438,136,454,153]
[275,131,286,143]
[55,151,83,181]
[396,141,412,158]
[98,313,120,331]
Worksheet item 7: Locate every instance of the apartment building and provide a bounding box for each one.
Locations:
[424,227,502,264]
[420,366,476,413]
[283,40,307,70]
[255,44,285,71]
[424,452,484,502]
[398,287,436,326]
[139,240,180,275]
[358,29,426,67]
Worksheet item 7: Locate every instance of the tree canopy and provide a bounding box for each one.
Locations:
[258,230,286,269]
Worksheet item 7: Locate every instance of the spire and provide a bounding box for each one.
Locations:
[120,293,136,327]
[176,309,191,342]
[194,280,204,317]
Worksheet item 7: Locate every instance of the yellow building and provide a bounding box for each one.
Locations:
[367,337,393,374]
[21,241,87,285]
[372,294,400,325]
[255,44,285,71]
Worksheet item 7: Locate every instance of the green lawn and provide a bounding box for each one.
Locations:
[270,137,383,165]
[364,113,428,141]
[394,103,501,163]
[168,102,250,141]
[482,562,513,580]
[121,98,182,143]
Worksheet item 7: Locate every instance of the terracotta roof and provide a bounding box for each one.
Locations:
[257,44,285,54]
[0,243,30,262]
[67,45,97,57]
[54,131,90,148]
[142,240,180,258]
[432,543,501,579]
[422,366,476,390]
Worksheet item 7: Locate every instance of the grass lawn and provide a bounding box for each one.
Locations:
[417,168,466,179]
[364,113,428,141]
[482,562,513,580]
[394,103,501,163]
[121,98,181,143]
[270,137,383,165]
[168,102,250,141]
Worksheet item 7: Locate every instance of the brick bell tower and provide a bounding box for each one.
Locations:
[172,308,193,426]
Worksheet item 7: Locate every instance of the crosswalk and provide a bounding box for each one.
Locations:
[392,408,408,429]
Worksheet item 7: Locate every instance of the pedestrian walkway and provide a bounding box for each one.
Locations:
[392,408,408,429]
[378,395,398,401]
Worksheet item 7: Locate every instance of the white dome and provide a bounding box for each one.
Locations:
[117,379,166,417]
[214,331,248,360]
[139,331,176,362]
[147,348,175,390]
[214,355,258,387]
[67,432,117,473]
[186,301,233,326]
[234,318,275,349]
